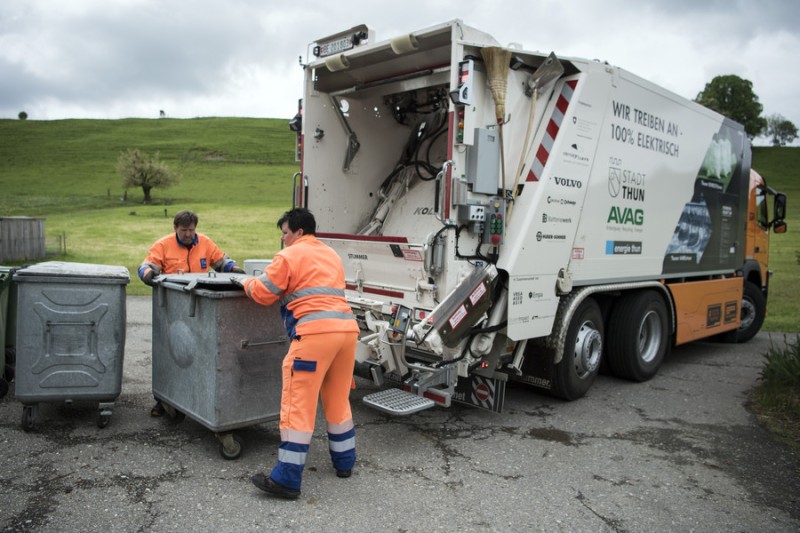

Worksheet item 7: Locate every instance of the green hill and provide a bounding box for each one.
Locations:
[0,117,298,296]
[0,119,797,332]
[0,117,296,215]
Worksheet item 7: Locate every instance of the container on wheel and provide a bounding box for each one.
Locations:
[151,272,286,458]
[243,259,272,276]
[13,261,130,429]
[0,266,19,398]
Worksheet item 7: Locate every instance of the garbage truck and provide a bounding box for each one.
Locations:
[289,20,788,414]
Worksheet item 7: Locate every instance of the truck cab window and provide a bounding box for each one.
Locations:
[756,186,769,229]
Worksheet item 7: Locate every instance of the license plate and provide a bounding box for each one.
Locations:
[317,36,354,57]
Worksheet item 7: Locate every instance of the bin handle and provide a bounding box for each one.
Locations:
[179,279,202,317]
[240,338,288,349]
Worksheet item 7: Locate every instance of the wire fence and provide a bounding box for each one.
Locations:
[46,232,68,258]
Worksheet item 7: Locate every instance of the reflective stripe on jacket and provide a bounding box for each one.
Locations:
[138,232,236,281]
[242,234,358,338]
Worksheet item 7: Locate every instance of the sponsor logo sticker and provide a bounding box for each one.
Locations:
[605,241,642,254]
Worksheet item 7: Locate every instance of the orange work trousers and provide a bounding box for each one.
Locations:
[270,330,358,489]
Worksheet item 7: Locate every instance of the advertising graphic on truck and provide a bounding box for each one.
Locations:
[290,20,788,414]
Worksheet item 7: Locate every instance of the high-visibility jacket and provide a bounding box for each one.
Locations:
[242,234,358,339]
[138,232,237,281]
[243,233,358,490]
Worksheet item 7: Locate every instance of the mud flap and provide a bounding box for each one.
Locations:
[452,374,506,413]
[509,345,554,392]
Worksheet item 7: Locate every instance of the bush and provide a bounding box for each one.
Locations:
[751,335,800,452]
[760,335,800,389]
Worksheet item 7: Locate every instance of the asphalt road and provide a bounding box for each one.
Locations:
[1,295,798,532]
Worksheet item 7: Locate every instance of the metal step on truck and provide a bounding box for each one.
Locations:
[288,19,788,415]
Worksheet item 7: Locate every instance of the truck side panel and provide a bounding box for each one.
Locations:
[668,277,742,344]
[498,74,597,340]
[501,63,749,341]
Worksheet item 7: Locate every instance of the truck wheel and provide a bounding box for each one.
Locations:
[735,281,766,343]
[606,290,669,382]
[551,297,603,400]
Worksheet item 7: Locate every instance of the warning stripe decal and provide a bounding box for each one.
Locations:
[526,79,579,182]
[470,376,496,410]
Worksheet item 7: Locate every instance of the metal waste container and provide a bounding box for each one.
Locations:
[0,266,19,398]
[152,272,287,459]
[243,259,272,276]
[13,262,130,430]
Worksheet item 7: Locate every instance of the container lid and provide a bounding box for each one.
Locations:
[157,272,245,289]
[14,261,130,280]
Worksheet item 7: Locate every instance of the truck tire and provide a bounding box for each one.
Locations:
[606,290,669,382]
[734,281,766,343]
[551,297,603,400]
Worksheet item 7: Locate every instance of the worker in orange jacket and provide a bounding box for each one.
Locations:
[234,207,359,499]
[139,209,243,416]
[138,209,243,286]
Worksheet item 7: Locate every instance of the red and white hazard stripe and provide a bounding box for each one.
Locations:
[471,376,496,409]
[526,79,579,182]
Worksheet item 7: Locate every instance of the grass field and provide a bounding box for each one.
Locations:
[0,119,798,332]
[751,147,800,332]
[0,117,296,296]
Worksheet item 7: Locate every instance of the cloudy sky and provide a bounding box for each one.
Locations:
[1,0,798,145]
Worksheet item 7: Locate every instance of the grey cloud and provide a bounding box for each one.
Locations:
[0,0,797,141]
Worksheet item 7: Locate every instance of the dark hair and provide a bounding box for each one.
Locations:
[277,208,316,235]
[173,210,198,227]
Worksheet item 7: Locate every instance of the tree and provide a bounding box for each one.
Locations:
[116,149,180,203]
[765,114,798,146]
[695,75,767,139]
[18,111,27,120]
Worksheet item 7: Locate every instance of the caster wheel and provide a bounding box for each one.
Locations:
[163,403,186,423]
[218,433,243,460]
[21,405,36,432]
[97,413,111,428]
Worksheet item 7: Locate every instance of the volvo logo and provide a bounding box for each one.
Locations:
[553,176,582,188]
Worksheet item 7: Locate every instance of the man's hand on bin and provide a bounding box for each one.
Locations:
[142,270,155,286]
[230,266,245,274]
[230,276,246,288]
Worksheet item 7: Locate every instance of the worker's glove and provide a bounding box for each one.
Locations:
[230,276,245,288]
[142,270,155,286]
[230,266,245,274]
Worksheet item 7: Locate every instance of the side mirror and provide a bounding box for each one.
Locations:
[289,112,302,133]
[773,193,787,221]
[773,220,787,234]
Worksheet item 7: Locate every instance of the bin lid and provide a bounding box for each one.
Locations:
[14,261,130,281]
[157,272,245,288]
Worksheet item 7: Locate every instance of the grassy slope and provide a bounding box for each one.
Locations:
[1,119,798,329]
[0,118,297,295]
